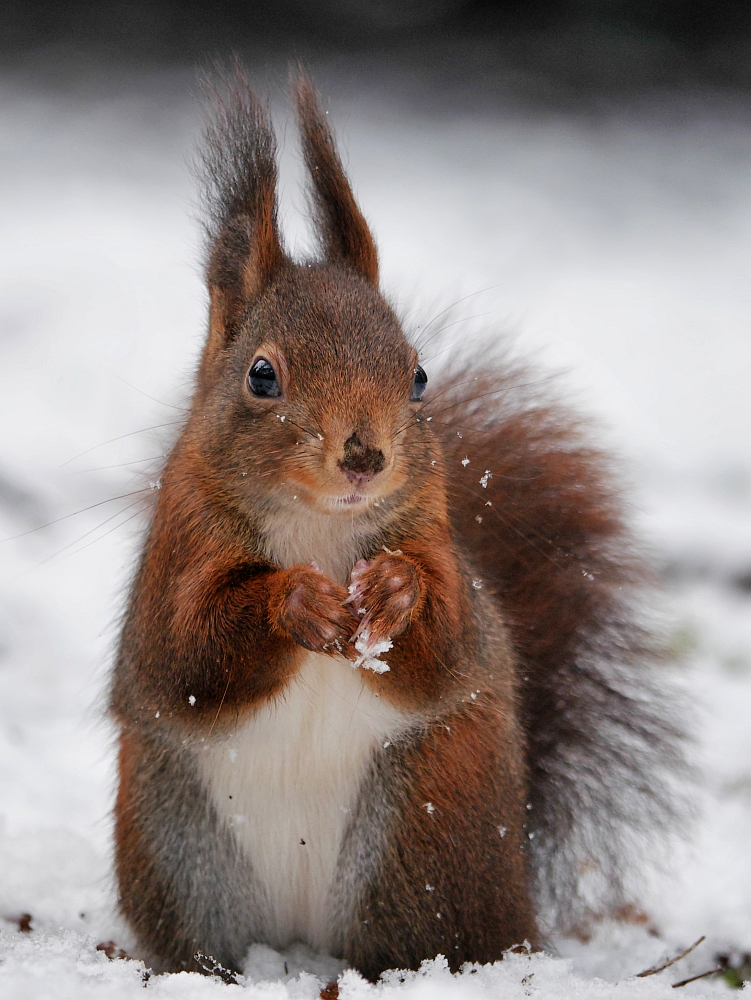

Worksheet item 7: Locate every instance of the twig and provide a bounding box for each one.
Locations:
[194,951,240,985]
[637,936,706,978]
[672,966,724,988]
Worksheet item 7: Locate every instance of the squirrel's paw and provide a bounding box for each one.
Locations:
[271,565,358,657]
[346,552,422,642]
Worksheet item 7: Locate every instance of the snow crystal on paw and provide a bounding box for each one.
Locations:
[352,629,392,673]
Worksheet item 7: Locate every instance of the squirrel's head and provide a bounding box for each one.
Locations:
[188,70,438,522]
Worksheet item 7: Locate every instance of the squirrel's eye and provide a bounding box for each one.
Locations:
[410,365,428,402]
[248,358,281,398]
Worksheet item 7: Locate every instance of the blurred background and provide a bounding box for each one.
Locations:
[1,0,751,991]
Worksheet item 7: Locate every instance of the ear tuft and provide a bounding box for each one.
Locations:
[292,73,379,286]
[197,63,286,342]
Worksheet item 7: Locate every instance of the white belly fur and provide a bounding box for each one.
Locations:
[197,652,406,952]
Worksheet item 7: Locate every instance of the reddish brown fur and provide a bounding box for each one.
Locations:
[111,71,685,978]
[348,702,536,980]
[431,367,685,926]
[293,75,379,285]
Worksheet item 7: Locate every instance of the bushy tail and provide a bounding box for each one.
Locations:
[429,354,689,935]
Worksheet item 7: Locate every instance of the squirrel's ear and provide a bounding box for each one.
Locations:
[198,66,286,347]
[292,74,379,286]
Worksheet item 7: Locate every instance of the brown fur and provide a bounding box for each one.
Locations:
[293,74,379,285]
[110,70,685,978]
[431,368,686,928]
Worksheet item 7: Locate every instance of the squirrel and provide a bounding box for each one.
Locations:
[110,70,686,980]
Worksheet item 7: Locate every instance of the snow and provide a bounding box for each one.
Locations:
[352,629,393,673]
[1,61,751,996]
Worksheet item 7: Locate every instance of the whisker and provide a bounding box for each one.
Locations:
[389,375,489,437]
[446,460,546,484]
[449,480,563,568]
[419,343,464,366]
[419,375,485,411]
[111,373,189,412]
[411,285,501,350]
[34,498,151,566]
[416,311,495,355]
[423,373,570,423]
[58,504,151,562]
[2,488,155,543]
[71,456,166,474]
[207,671,234,738]
[62,422,183,467]
[260,407,325,441]
[390,378,488,440]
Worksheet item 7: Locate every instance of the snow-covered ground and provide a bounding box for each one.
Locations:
[1,61,750,997]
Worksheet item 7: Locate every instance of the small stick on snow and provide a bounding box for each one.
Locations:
[637,936,706,978]
[194,951,240,985]
[672,967,724,989]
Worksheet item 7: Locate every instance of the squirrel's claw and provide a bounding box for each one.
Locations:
[271,564,358,657]
[346,552,421,644]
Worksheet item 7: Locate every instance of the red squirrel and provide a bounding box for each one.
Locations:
[111,71,684,979]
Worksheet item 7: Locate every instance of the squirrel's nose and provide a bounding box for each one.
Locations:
[338,432,385,484]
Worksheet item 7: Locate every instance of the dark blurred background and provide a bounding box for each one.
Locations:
[5,0,751,101]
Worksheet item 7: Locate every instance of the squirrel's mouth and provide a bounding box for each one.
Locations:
[314,492,372,511]
[331,493,366,507]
